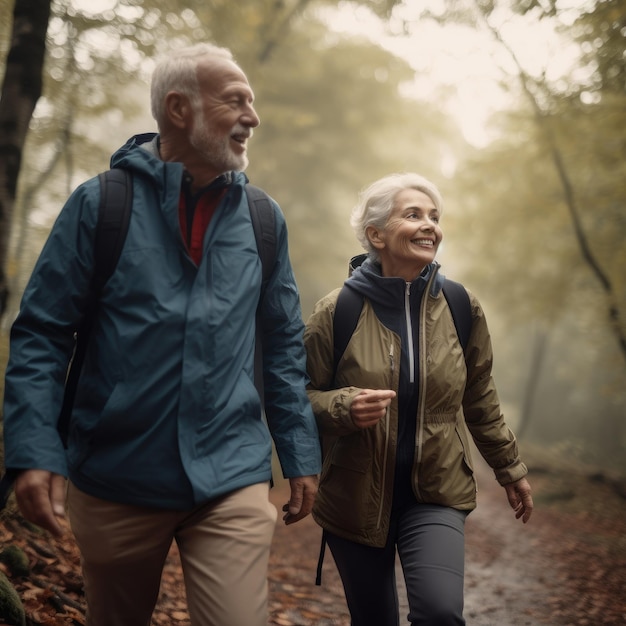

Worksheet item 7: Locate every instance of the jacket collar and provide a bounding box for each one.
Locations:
[348,253,445,298]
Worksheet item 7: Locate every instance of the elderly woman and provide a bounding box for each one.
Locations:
[304,172,533,626]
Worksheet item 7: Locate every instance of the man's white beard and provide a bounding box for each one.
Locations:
[189,115,249,173]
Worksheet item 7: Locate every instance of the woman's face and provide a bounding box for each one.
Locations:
[368,188,443,280]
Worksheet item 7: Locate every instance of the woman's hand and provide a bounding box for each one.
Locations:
[350,389,396,429]
[504,477,533,524]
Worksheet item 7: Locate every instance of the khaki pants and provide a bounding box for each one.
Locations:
[68,481,277,626]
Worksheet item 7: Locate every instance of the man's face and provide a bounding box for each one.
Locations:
[189,58,260,174]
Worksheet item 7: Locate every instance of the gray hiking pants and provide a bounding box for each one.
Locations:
[326,503,467,626]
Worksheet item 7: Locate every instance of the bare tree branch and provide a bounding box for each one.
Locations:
[257,0,312,64]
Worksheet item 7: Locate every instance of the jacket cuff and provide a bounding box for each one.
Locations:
[333,387,363,431]
[494,459,528,485]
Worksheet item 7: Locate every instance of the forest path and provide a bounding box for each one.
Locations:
[1,446,624,625]
[266,449,626,626]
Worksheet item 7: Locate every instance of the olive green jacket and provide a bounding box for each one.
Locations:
[304,267,528,547]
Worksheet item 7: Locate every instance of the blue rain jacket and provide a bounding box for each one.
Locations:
[3,133,321,508]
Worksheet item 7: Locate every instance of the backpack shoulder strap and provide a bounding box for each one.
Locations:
[59,168,133,447]
[94,168,133,291]
[333,285,364,375]
[441,278,472,354]
[245,184,277,407]
[246,184,276,295]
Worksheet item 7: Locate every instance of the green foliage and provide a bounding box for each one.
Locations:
[440,0,626,468]
[447,2,626,335]
[0,0,11,65]
[564,0,625,96]
[0,571,25,626]
[450,114,586,321]
[243,15,457,311]
[2,0,623,466]
[0,545,30,578]
[2,0,459,318]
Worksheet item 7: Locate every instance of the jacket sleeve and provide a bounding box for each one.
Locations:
[257,200,321,478]
[462,290,528,485]
[303,291,363,437]
[2,178,100,476]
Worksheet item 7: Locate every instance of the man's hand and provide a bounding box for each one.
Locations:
[504,477,533,524]
[282,475,318,525]
[14,469,67,537]
[350,389,396,429]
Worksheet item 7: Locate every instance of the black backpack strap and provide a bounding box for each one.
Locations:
[58,168,133,447]
[245,184,278,407]
[441,278,472,354]
[246,184,276,298]
[93,169,133,291]
[333,285,364,376]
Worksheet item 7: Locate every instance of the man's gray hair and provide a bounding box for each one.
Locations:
[150,43,235,127]
[350,172,444,262]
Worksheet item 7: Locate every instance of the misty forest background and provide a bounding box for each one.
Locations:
[0,0,624,476]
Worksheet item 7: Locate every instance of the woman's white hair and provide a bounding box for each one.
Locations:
[350,172,444,262]
[150,43,235,127]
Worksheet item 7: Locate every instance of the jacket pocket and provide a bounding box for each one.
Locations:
[418,423,476,507]
[317,436,373,533]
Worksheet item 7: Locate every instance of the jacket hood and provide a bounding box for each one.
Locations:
[345,253,445,308]
[109,132,249,192]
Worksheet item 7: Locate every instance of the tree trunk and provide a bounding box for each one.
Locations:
[516,327,548,440]
[0,0,52,320]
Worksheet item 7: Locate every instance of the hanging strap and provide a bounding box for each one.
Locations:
[315,530,327,586]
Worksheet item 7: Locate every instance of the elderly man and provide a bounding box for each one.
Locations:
[3,43,320,626]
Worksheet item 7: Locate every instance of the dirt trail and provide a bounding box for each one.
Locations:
[268,450,626,626]
[268,458,547,626]
[1,447,624,625]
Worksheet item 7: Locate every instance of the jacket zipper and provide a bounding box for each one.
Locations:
[404,283,415,383]
[376,341,394,531]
